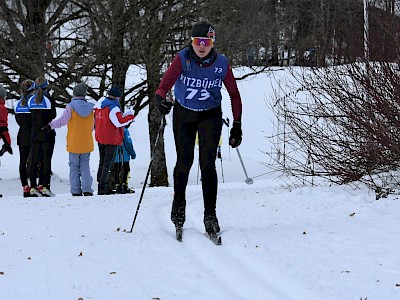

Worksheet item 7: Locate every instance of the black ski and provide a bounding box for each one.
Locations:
[176,227,183,242]
[207,232,222,245]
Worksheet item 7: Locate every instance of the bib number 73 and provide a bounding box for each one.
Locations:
[186,88,210,101]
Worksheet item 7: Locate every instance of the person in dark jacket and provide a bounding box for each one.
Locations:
[0,84,13,157]
[94,85,135,195]
[14,79,35,197]
[28,76,56,197]
[156,21,243,236]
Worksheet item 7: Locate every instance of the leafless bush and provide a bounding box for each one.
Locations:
[269,61,400,197]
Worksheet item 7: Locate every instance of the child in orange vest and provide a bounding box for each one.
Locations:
[47,83,95,196]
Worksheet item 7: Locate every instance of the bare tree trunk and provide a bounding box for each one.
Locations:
[23,0,51,77]
[147,64,169,187]
[108,1,130,109]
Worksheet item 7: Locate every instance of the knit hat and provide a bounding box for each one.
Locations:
[108,85,121,98]
[0,84,6,99]
[73,83,88,97]
[191,21,215,40]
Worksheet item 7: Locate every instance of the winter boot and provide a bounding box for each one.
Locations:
[23,185,30,198]
[121,184,135,194]
[41,186,55,197]
[37,185,43,194]
[30,187,42,197]
[171,194,186,228]
[98,189,109,195]
[204,214,220,234]
[98,183,113,195]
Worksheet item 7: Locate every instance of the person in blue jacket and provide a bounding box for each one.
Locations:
[109,125,136,194]
[14,79,35,197]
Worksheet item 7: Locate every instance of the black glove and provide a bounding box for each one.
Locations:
[156,94,172,114]
[229,121,242,148]
[0,143,12,156]
[41,124,52,134]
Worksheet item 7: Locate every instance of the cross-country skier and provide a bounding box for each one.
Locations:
[155,21,243,238]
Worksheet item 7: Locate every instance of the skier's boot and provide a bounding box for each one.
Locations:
[23,185,31,198]
[171,193,186,228]
[30,186,42,197]
[41,186,55,197]
[121,184,135,193]
[204,214,220,234]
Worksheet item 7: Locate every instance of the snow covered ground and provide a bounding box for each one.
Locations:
[1,67,400,299]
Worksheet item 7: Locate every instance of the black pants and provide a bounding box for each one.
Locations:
[29,140,52,188]
[18,145,30,187]
[110,146,128,187]
[48,130,56,181]
[97,143,117,191]
[172,103,222,215]
[110,161,130,187]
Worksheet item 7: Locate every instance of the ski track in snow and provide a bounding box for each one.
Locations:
[149,188,313,300]
[2,177,400,299]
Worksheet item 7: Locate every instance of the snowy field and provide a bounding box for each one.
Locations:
[0,67,399,299]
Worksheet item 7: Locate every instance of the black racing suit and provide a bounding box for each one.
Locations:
[171,102,222,225]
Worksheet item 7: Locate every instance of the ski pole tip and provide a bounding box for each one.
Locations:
[245,178,254,184]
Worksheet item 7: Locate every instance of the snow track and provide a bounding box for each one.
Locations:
[1,176,397,299]
[149,189,313,300]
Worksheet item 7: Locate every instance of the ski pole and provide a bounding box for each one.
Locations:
[217,146,224,183]
[223,118,231,160]
[219,156,225,183]
[129,116,166,232]
[236,147,254,184]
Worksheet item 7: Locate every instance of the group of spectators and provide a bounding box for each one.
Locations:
[0,81,135,197]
